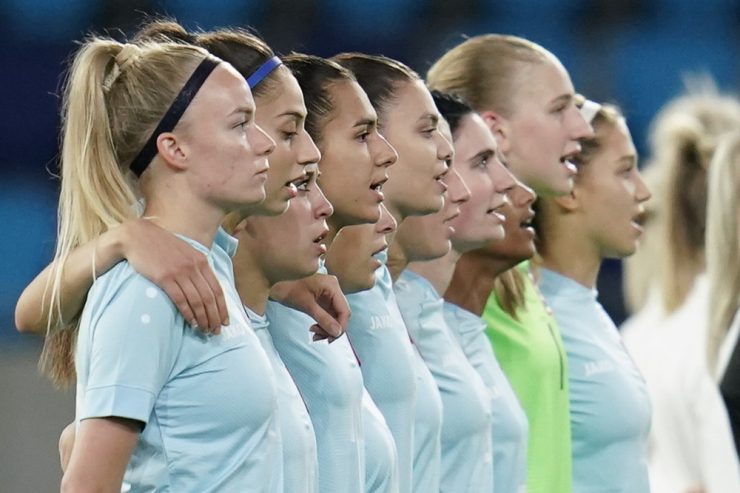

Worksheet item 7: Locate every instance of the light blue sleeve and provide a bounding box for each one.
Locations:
[79,271,182,425]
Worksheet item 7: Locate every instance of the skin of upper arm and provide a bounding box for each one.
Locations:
[60,417,141,493]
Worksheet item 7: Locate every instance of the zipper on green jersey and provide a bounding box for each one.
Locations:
[548,322,565,390]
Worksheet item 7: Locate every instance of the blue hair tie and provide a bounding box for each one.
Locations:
[247,56,282,89]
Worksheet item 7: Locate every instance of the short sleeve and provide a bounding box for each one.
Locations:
[80,274,182,425]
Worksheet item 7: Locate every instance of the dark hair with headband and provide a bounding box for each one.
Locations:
[135,20,285,98]
[332,52,420,119]
[431,90,474,137]
[283,53,355,145]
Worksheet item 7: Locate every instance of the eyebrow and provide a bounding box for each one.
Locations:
[470,149,495,163]
[353,117,377,128]
[548,94,572,107]
[417,113,439,125]
[277,110,307,120]
[618,155,637,165]
[227,106,255,118]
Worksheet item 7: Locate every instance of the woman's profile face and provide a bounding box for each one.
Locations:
[251,68,321,216]
[316,79,397,228]
[449,113,514,253]
[325,203,396,294]
[574,119,651,259]
[498,58,591,198]
[481,178,537,263]
[241,164,333,284]
[177,62,275,211]
[380,79,452,219]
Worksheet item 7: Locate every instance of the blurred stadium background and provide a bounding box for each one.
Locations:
[1,0,738,489]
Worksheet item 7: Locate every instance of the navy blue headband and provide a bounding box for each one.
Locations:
[129,57,220,178]
[246,56,282,89]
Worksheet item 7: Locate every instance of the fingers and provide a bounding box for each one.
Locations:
[178,275,221,333]
[306,302,344,340]
[326,287,351,332]
[310,324,337,343]
[160,279,198,329]
[199,262,229,328]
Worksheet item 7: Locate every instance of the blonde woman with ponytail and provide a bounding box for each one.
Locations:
[707,132,740,457]
[428,34,591,493]
[54,37,280,492]
[621,90,740,493]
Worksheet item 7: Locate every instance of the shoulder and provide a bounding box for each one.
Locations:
[85,261,179,334]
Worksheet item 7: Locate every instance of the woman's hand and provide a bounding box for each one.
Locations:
[270,273,350,342]
[122,219,228,333]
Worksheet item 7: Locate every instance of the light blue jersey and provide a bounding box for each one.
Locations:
[75,229,279,493]
[443,301,528,493]
[265,267,365,493]
[395,270,493,493]
[374,252,443,492]
[539,268,651,493]
[246,305,318,493]
[345,255,417,493]
[363,388,400,493]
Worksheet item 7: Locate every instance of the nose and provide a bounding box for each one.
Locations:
[252,123,276,157]
[376,203,397,234]
[297,130,321,166]
[372,132,398,168]
[634,170,652,203]
[494,159,517,195]
[313,184,334,219]
[569,104,593,140]
[436,129,454,164]
[511,178,537,207]
[447,167,471,205]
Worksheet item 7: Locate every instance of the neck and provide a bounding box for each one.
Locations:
[143,180,223,249]
[232,236,271,315]
[386,204,408,282]
[407,248,461,296]
[444,250,511,316]
[539,226,602,289]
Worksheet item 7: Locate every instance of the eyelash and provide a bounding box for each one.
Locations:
[283,131,298,141]
[357,131,370,143]
[477,156,490,168]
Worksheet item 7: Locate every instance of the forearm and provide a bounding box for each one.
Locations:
[15,228,125,334]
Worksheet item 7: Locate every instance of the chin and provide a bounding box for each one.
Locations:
[260,197,290,217]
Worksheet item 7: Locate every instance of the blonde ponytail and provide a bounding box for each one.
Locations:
[706,132,740,373]
[41,37,210,386]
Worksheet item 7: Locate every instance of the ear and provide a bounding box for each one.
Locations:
[479,110,511,154]
[551,189,581,212]
[155,132,188,171]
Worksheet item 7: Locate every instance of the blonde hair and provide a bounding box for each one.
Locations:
[649,90,740,313]
[492,268,527,319]
[706,132,740,371]
[427,34,552,116]
[41,37,211,386]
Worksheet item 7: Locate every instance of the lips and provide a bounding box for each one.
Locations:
[520,208,535,229]
[370,175,388,201]
[559,144,582,175]
[313,228,329,244]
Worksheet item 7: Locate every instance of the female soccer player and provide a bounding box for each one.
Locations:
[264,54,398,492]
[333,52,452,493]
[536,100,652,492]
[433,91,529,493]
[427,33,592,493]
[622,90,740,493]
[55,37,278,492]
